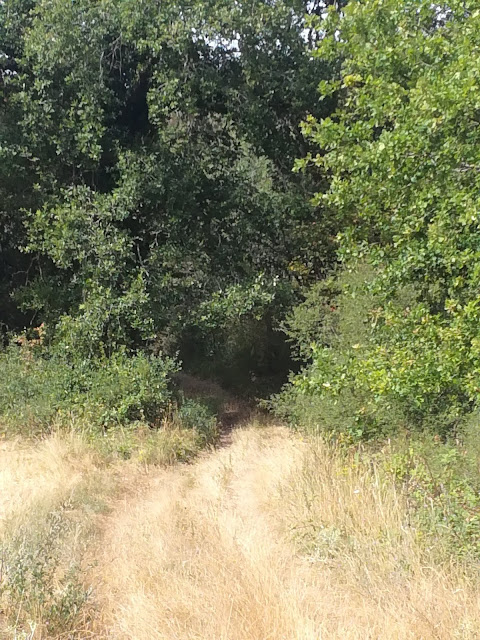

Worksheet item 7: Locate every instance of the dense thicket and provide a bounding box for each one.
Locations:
[4,0,480,443]
[0,0,336,368]
[277,0,480,437]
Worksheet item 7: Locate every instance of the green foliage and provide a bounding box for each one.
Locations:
[172,399,218,447]
[88,395,218,465]
[0,0,341,428]
[382,428,480,560]
[0,0,335,366]
[282,278,341,361]
[273,264,399,439]
[95,411,217,466]
[284,0,480,436]
[0,344,178,434]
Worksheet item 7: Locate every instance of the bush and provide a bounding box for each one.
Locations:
[94,400,218,465]
[294,0,480,436]
[272,264,399,439]
[172,399,218,447]
[274,259,474,439]
[384,436,480,560]
[0,344,178,435]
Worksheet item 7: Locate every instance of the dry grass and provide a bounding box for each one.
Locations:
[90,425,480,640]
[3,424,480,639]
[275,438,480,639]
[0,418,217,639]
[90,425,313,639]
[0,433,117,639]
[0,434,103,526]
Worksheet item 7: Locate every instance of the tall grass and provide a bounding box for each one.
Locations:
[0,434,111,638]
[91,426,480,639]
[3,421,480,638]
[275,435,480,638]
[0,406,217,639]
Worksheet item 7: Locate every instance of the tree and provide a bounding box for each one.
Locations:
[1,0,337,368]
[294,0,480,432]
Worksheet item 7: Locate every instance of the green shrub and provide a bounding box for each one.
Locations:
[281,279,341,362]
[274,260,474,439]
[275,264,480,561]
[294,0,480,436]
[272,264,400,439]
[92,399,218,465]
[172,399,218,446]
[0,345,178,435]
[377,420,480,561]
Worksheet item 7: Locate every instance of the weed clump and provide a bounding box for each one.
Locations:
[1,505,91,637]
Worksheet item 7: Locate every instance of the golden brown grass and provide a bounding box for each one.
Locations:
[0,424,208,639]
[0,433,107,639]
[3,423,480,639]
[274,438,480,639]
[91,425,480,640]
[0,433,103,526]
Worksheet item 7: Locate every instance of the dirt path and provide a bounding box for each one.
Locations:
[86,416,480,640]
[175,373,259,447]
[89,425,324,640]
[3,416,480,638]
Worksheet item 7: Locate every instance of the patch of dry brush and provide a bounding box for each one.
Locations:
[2,425,480,639]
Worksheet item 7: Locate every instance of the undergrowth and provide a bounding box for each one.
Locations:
[0,344,178,435]
[94,400,218,466]
[1,504,92,638]
[273,265,480,566]
[380,423,480,561]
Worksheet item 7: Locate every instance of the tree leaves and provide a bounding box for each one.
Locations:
[298,0,480,431]
[0,0,336,359]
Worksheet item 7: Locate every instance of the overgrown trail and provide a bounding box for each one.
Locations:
[3,408,480,638]
[84,418,480,640]
[90,425,321,640]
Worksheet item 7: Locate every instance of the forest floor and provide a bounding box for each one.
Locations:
[1,385,480,639]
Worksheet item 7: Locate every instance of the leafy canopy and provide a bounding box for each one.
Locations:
[293,0,480,433]
[0,0,335,359]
